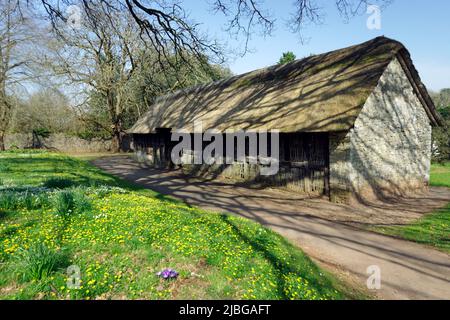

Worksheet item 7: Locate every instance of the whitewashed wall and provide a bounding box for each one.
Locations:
[330,58,432,202]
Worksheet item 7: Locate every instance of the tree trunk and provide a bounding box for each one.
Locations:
[111,120,124,153]
[107,91,123,153]
[0,130,5,151]
[111,130,122,153]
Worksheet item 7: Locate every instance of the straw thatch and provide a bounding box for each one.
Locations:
[130,37,441,134]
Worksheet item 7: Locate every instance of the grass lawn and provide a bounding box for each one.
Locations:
[430,162,450,188]
[0,151,352,300]
[373,163,450,253]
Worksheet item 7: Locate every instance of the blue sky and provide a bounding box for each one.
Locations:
[186,0,450,92]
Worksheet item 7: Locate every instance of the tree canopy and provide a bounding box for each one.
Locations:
[278,52,297,65]
[430,89,450,162]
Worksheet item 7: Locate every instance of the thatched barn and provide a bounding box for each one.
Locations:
[129,37,442,202]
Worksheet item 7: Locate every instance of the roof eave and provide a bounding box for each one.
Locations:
[396,51,443,127]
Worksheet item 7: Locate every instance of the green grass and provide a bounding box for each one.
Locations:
[373,205,450,253]
[430,162,450,188]
[0,151,354,300]
[373,163,450,253]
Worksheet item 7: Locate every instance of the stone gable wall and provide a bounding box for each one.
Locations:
[329,58,432,202]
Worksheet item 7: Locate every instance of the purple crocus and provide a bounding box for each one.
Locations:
[157,268,179,280]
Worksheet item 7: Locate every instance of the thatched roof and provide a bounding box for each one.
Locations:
[130,37,441,134]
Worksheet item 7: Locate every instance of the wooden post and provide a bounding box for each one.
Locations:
[324,133,331,199]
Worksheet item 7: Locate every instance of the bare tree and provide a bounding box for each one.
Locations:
[0,0,36,150]
[212,0,392,46]
[10,88,80,135]
[44,1,148,152]
[41,0,235,152]
[39,0,392,57]
[40,0,225,66]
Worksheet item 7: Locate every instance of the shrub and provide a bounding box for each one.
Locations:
[0,192,16,210]
[0,190,50,211]
[73,189,92,213]
[33,128,51,139]
[14,243,70,282]
[53,190,75,216]
[22,191,34,210]
[53,189,91,216]
[8,144,19,150]
[34,192,51,209]
[0,163,11,172]
[44,178,74,189]
[22,191,49,210]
